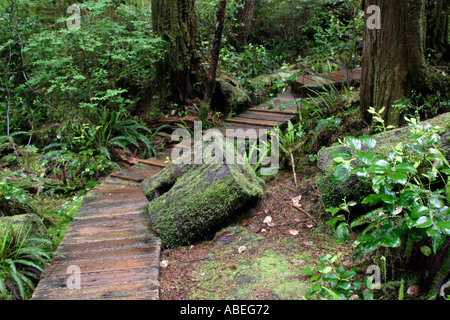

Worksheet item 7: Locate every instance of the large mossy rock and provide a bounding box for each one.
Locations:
[141,131,263,248]
[0,214,48,243]
[316,112,450,209]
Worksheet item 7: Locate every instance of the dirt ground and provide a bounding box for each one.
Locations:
[158,167,358,300]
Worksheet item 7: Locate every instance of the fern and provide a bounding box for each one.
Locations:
[0,221,53,300]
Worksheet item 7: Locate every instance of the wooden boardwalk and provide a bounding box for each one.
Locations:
[32,68,360,300]
[291,68,361,97]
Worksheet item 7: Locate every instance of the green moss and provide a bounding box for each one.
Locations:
[142,132,263,248]
[315,169,372,209]
[213,74,251,116]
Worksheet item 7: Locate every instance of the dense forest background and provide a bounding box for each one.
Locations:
[0,0,449,300]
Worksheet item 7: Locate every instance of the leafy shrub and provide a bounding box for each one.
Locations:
[327,108,450,260]
[302,253,372,300]
[1,0,165,148]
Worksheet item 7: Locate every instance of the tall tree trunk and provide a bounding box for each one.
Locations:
[426,0,450,64]
[198,0,227,123]
[152,0,197,107]
[360,0,448,127]
[230,0,255,49]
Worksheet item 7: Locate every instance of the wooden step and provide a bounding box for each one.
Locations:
[224,117,283,127]
[292,68,362,96]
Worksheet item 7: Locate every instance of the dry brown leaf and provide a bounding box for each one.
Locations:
[263,216,272,224]
[161,260,169,268]
[292,195,302,207]
[238,246,247,254]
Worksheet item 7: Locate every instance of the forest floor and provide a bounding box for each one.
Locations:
[158,165,360,300]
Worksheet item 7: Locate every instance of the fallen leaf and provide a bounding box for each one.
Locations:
[292,195,302,206]
[160,260,169,268]
[407,285,420,297]
[290,230,299,236]
[263,216,272,224]
[238,246,247,254]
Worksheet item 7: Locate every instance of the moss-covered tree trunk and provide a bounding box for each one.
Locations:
[426,0,450,64]
[151,0,198,107]
[141,131,263,248]
[360,0,449,127]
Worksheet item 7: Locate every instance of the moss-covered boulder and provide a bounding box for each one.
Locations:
[316,112,450,209]
[0,214,49,243]
[141,131,263,248]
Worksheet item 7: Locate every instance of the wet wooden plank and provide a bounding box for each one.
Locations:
[292,68,362,96]
[36,268,159,290]
[55,236,159,254]
[238,112,296,122]
[225,117,283,127]
[248,106,296,115]
[32,278,159,300]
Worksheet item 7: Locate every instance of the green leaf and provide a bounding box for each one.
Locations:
[420,246,432,256]
[344,137,362,151]
[319,254,333,263]
[340,270,357,280]
[358,151,376,165]
[387,172,408,185]
[362,194,382,206]
[372,175,385,186]
[395,163,417,174]
[436,221,450,229]
[310,275,321,282]
[410,205,429,219]
[330,150,353,159]
[431,233,447,253]
[367,158,390,174]
[414,216,432,228]
[360,135,377,149]
[352,167,369,179]
[322,287,342,300]
[0,278,6,299]
[336,223,349,243]
[15,259,44,273]
[332,163,351,184]
[302,268,314,275]
[380,232,401,248]
[7,270,25,300]
[363,290,374,300]
[338,281,352,291]
[379,194,394,204]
